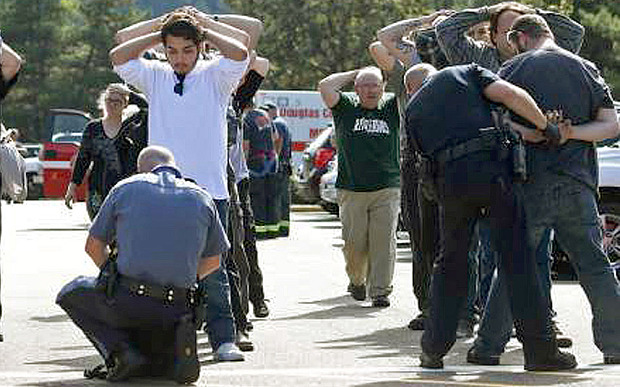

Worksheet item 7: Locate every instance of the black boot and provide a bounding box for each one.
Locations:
[523,339,577,371]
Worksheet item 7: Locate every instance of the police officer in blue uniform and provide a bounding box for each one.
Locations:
[404,63,576,371]
[56,146,229,383]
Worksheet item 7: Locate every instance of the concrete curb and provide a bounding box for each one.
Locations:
[291,204,323,212]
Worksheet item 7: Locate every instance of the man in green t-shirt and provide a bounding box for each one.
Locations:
[318,66,400,307]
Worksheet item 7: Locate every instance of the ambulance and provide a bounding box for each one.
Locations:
[254,90,333,168]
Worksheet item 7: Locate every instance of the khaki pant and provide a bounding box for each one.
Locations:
[337,187,400,298]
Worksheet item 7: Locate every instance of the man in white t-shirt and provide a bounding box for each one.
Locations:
[110,10,249,361]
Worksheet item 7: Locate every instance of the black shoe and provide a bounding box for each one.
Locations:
[371,295,390,308]
[0,333,3,342]
[420,352,443,369]
[604,355,620,364]
[552,320,573,348]
[245,321,254,332]
[253,300,270,318]
[236,331,255,352]
[524,350,577,371]
[466,346,500,366]
[456,319,475,338]
[349,284,366,301]
[408,314,426,331]
[106,348,147,382]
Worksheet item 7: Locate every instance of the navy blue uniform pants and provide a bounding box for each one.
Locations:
[421,152,554,359]
[56,276,189,374]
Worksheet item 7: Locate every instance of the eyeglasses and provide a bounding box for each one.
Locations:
[174,73,186,96]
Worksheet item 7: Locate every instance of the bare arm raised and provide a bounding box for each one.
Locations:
[318,70,358,109]
[0,41,22,82]
[377,10,449,68]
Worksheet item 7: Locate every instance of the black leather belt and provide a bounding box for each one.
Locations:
[118,276,196,306]
[435,128,506,164]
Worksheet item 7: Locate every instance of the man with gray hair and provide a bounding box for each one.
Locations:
[57,145,229,382]
[318,66,400,307]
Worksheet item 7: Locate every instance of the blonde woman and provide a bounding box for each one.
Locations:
[65,84,147,219]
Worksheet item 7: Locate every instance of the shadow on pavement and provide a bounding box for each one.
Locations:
[18,227,89,232]
[30,314,70,323]
[25,354,101,371]
[273,299,384,321]
[352,366,597,386]
[299,295,351,306]
[316,326,419,359]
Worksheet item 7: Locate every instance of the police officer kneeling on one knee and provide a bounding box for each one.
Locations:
[404,63,576,371]
[56,145,230,383]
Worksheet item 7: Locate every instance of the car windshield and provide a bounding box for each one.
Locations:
[49,113,89,143]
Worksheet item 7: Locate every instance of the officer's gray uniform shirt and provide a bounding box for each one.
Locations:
[89,166,230,288]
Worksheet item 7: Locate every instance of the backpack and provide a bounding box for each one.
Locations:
[0,126,27,202]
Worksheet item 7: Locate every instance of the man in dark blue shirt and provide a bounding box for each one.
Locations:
[405,62,575,371]
[56,146,229,382]
[471,14,620,366]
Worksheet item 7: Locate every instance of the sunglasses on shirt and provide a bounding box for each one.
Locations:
[174,73,186,96]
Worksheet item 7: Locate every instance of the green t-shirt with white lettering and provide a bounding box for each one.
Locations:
[332,92,400,191]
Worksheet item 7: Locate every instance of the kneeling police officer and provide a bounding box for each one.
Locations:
[404,63,576,371]
[56,145,229,383]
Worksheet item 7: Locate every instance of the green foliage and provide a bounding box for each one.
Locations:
[0,0,147,141]
[226,0,430,90]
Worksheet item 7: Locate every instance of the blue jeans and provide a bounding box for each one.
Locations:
[474,176,620,357]
[199,199,236,350]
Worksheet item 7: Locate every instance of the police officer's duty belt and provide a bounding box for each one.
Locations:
[118,276,196,306]
[434,127,505,165]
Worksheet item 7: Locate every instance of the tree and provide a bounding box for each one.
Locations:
[0,0,146,141]
[226,0,431,90]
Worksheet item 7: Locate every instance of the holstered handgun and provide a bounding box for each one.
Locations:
[418,156,439,202]
[96,245,119,305]
[493,106,528,183]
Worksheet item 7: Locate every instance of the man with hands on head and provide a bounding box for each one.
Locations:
[110,9,250,361]
[319,66,401,308]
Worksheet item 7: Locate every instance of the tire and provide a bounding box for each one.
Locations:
[598,200,620,266]
[26,173,42,200]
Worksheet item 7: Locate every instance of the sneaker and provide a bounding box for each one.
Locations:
[253,300,270,318]
[420,352,443,369]
[349,284,366,301]
[214,343,244,362]
[525,350,577,371]
[371,295,390,308]
[236,331,254,352]
[456,319,475,338]
[408,314,426,331]
[552,320,573,348]
[466,346,500,366]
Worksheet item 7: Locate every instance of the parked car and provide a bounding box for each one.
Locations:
[319,158,338,214]
[293,124,336,203]
[19,143,43,199]
[41,109,91,200]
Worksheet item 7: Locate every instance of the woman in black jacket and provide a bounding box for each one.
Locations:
[64,83,147,219]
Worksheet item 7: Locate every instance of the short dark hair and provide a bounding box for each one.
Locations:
[160,13,204,46]
[509,14,553,40]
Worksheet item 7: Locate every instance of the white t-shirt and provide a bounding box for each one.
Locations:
[114,56,249,199]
